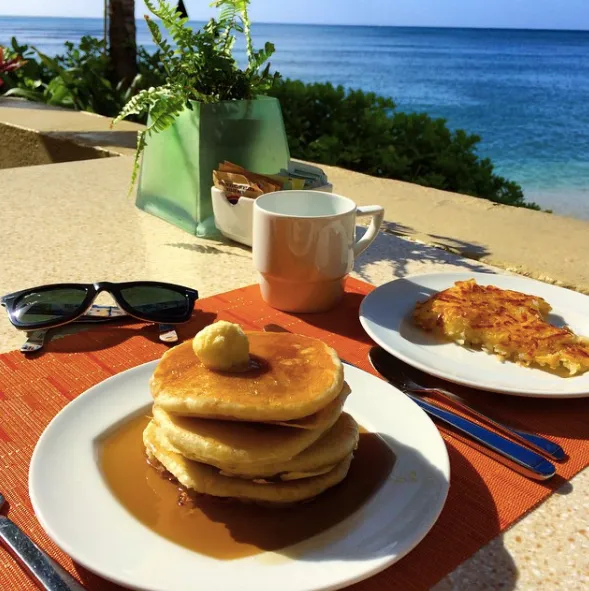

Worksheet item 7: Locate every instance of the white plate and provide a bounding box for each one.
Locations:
[29,361,450,591]
[359,272,589,398]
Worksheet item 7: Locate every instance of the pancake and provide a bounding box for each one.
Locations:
[151,386,348,467]
[153,411,359,480]
[268,383,351,430]
[144,421,353,504]
[150,332,344,421]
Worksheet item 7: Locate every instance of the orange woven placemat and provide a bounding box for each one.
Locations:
[2,278,589,591]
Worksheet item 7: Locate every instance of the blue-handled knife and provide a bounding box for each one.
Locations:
[367,349,556,481]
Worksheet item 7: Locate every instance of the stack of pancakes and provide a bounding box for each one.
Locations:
[143,330,359,505]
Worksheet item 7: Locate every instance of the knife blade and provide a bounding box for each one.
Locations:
[367,349,556,480]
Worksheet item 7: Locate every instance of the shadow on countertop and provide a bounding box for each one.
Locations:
[354,222,493,283]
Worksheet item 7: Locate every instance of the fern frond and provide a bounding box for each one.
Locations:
[145,16,175,75]
[145,0,177,22]
[112,87,156,126]
[218,6,238,23]
[125,86,187,190]
[238,0,254,65]
[212,0,248,12]
[217,6,238,53]
[146,94,185,135]
[211,0,251,56]
[147,0,194,55]
[129,130,147,194]
[143,0,158,16]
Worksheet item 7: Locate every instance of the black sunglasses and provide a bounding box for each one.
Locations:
[1,281,199,331]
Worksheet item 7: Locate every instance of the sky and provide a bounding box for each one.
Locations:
[0,0,588,30]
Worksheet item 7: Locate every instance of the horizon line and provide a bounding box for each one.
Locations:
[0,14,588,32]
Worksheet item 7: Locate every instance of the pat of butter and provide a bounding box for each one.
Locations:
[192,321,249,371]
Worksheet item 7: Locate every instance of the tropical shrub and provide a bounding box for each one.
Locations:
[269,79,537,209]
[1,36,146,113]
[0,38,50,94]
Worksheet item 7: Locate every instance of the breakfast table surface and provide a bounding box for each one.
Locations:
[1,157,588,591]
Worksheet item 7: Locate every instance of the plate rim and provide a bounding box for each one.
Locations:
[29,360,450,591]
[28,361,156,590]
[359,271,589,398]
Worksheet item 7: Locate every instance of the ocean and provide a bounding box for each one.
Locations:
[1,16,588,219]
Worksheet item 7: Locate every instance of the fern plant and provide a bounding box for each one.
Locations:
[113,0,280,187]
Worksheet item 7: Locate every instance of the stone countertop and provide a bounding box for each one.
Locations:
[0,154,588,590]
[1,97,588,296]
[319,162,589,296]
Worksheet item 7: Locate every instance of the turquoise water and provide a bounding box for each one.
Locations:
[1,16,589,218]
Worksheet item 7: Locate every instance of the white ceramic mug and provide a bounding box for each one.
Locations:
[253,190,384,312]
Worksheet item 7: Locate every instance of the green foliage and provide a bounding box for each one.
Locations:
[1,36,145,114]
[135,46,167,90]
[0,38,51,96]
[269,79,539,209]
[112,0,279,188]
[0,32,537,209]
[116,83,186,187]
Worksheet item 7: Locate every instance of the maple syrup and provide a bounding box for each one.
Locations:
[101,414,394,560]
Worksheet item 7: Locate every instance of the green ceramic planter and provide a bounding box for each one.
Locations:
[135,96,290,237]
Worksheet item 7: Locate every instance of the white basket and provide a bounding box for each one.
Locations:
[212,183,333,247]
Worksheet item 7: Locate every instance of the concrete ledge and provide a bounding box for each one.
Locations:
[0,121,114,168]
[0,97,141,156]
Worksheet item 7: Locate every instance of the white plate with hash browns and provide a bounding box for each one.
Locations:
[359,272,589,397]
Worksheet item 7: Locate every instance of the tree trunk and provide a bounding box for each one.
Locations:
[109,0,137,84]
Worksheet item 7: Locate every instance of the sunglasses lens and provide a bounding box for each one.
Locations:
[13,288,88,326]
[118,286,190,321]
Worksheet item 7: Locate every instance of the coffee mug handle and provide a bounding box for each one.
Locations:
[354,205,384,257]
